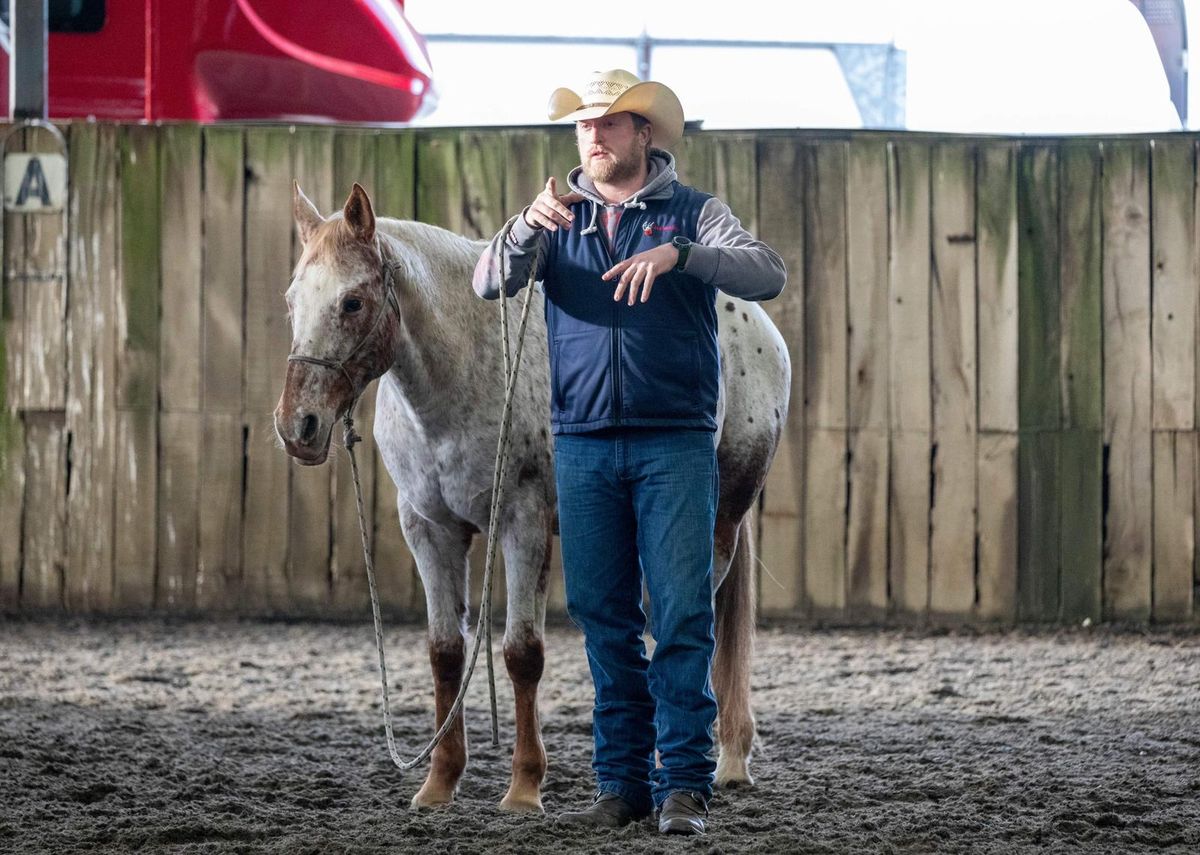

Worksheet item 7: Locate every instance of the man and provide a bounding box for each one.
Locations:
[472,69,784,836]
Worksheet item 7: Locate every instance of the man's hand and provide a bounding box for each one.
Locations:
[602,242,680,305]
[524,177,583,232]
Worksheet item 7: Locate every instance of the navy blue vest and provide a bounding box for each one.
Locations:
[543,181,718,434]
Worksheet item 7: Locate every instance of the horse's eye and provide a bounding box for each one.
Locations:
[342,297,363,313]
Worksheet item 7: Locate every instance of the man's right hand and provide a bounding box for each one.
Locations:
[524,177,583,232]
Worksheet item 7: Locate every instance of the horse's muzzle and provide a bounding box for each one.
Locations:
[275,405,332,466]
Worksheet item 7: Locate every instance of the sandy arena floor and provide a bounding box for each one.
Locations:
[1,617,1198,854]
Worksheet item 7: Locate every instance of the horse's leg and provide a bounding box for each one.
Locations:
[497,506,552,812]
[712,514,757,787]
[400,502,473,809]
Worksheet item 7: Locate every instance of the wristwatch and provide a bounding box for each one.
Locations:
[671,235,692,272]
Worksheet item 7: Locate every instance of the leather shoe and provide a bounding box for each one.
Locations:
[556,792,644,828]
[657,791,707,835]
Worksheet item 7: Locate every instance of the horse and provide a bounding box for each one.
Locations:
[274,182,791,812]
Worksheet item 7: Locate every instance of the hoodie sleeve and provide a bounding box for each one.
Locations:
[683,196,786,301]
[472,211,549,300]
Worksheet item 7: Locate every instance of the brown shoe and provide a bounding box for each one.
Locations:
[657,791,707,835]
[556,792,644,828]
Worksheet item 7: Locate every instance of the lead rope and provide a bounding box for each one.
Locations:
[343,215,539,771]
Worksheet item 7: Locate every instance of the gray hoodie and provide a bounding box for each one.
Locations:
[472,148,786,301]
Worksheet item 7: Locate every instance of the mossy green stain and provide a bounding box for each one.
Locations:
[120,128,161,411]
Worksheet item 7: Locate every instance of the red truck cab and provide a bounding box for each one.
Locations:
[0,0,436,122]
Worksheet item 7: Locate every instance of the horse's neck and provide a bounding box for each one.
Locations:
[377,222,488,422]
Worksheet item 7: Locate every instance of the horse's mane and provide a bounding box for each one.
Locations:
[377,217,490,309]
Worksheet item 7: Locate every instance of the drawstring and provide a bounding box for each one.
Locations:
[580,200,599,235]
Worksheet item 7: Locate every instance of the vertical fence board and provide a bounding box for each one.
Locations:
[460,130,505,240]
[1017,145,1061,621]
[929,143,976,617]
[416,131,463,232]
[65,123,119,611]
[846,140,888,615]
[197,127,246,610]
[1058,144,1104,623]
[714,135,758,233]
[373,130,418,614]
[287,127,336,612]
[756,138,805,615]
[804,142,847,431]
[21,413,66,608]
[977,433,1018,621]
[0,416,24,608]
[17,127,69,410]
[888,141,931,617]
[242,128,294,611]
[503,130,548,219]
[156,125,203,609]
[1153,432,1194,621]
[113,126,160,610]
[1150,139,1196,430]
[805,428,846,616]
[1102,141,1153,621]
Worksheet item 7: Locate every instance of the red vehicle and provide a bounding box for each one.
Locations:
[0,0,436,122]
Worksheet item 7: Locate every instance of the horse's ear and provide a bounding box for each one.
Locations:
[293,181,324,245]
[342,183,376,244]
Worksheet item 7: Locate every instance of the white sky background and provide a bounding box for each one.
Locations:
[404,0,1192,133]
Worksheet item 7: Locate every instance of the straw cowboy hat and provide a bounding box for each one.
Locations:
[547,69,685,149]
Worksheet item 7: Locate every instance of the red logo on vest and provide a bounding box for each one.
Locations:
[643,221,679,236]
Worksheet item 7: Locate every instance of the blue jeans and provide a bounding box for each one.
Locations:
[554,428,719,814]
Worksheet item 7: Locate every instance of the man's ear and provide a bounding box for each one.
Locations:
[294,181,324,245]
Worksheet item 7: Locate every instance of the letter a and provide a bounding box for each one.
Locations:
[16,157,51,207]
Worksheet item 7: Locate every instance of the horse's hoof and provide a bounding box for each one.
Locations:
[714,757,754,789]
[499,789,544,813]
[411,784,456,809]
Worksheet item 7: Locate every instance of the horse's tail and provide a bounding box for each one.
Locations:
[713,513,757,786]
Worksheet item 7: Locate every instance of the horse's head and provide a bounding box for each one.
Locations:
[274,182,398,465]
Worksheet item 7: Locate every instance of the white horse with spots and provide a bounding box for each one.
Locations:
[274,183,790,811]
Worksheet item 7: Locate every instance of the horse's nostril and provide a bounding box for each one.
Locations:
[300,414,319,444]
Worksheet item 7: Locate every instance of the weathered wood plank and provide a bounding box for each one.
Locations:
[1017,144,1061,621]
[976,143,1019,433]
[1059,143,1103,431]
[889,431,929,618]
[460,130,505,240]
[156,413,200,610]
[416,131,463,232]
[65,122,119,611]
[929,143,976,617]
[197,127,245,611]
[156,125,204,610]
[1150,139,1196,430]
[287,127,335,613]
[1153,431,1195,621]
[976,432,1018,622]
[159,124,203,413]
[847,139,888,431]
[804,142,847,431]
[0,413,24,608]
[1059,430,1102,623]
[2,125,28,412]
[1018,431,1059,621]
[242,127,294,611]
[1057,144,1104,625]
[16,127,69,411]
[756,137,805,615]
[201,127,245,415]
[677,133,715,192]
[546,128,580,191]
[1102,140,1153,621]
[21,412,67,609]
[375,130,417,220]
[846,428,888,616]
[113,126,160,609]
[804,428,846,616]
[197,413,242,611]
[502,131,546,218]
[713,134,758,233]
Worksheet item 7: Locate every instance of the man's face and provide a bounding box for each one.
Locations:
[576,113,650,185]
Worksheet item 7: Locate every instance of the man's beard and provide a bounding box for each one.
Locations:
[582,143,647,185]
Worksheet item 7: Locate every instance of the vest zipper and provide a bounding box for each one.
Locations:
[599,205,651,427]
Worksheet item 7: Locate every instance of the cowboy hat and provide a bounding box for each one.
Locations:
[547,69,685,149]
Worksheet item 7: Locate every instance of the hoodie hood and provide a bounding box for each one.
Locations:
[567,148,679,235]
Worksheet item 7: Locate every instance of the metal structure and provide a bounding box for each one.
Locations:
[1129,0,1188,125]
[424,32,907,128]
[8,0,47,119]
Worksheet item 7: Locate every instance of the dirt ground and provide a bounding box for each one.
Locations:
[1,617,1198,854]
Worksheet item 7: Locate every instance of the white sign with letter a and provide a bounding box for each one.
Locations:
[4,153,67,212]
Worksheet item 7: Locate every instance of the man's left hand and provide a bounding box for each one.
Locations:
[602,243,679,305]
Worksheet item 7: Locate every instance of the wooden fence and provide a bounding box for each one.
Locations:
[1,122,1197,625]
